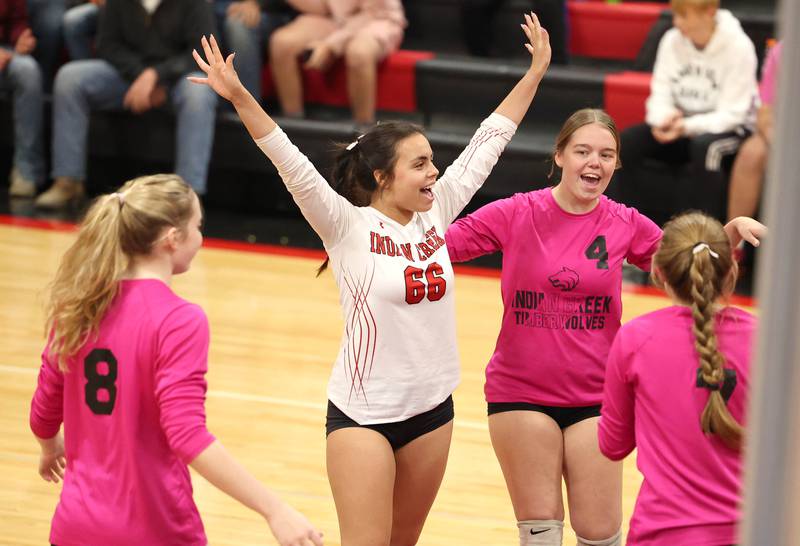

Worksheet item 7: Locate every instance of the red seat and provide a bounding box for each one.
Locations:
[261,50,435,113]
[604,70,652,130]
[567,1,667,60]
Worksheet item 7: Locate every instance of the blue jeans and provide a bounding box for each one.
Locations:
[0,51,45,184]
[26,0,66,90]
[215,0,292,99]
[63,2,99,61]
[51,60,218,194]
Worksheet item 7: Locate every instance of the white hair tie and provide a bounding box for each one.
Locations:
[692,242,719,259]
[345,134,365,151]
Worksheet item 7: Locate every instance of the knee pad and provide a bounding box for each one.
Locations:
[518,519,564,546]
[576,529,622,546]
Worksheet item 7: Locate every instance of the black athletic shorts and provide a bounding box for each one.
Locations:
[326,395,454,450]
[487,402,601,429]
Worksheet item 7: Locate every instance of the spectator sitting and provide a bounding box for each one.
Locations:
[215,0,296,102]
[615,0,758,217]
[1,0,45,198]
[726,40,781,221]
[35,0,218,210]
[25,0,65,90]
[269,0,406,128]
[62,0,103,61]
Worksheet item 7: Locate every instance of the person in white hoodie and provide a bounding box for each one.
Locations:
[614,0,758,221]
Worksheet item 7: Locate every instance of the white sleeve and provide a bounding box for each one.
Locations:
[433,113,517,227]
[645,31,681,128]
[682,40,759,136]
[255,127,356,248]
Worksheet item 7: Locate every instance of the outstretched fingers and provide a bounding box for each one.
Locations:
[200,35,215,67]
[209,34,225,65]
[527,12,545,49]
[192,48,210,73]
[188,50,210,85]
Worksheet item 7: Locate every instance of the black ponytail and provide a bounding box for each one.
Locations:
[316,121,425,275]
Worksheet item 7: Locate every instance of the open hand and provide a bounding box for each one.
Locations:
[189,34,246,103]
[729,216,767,248]
[520,12,551,78]
[38,432,66,483]
[267,502,324,546]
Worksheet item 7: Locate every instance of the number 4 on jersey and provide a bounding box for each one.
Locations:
[585,235,609,270]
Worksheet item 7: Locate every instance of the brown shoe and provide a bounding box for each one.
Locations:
[9,168,36,198]
[34,177,85,209]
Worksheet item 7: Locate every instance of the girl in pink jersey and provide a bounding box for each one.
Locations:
[189,14,550,545]
[599,211,753,545]
[444,109,764,546]
[30,174,323,546]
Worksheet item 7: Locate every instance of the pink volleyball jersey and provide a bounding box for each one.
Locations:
[758,41,782,106]
[599,305,756,546]
[255,114,516,424]
[29,279,216,546]
[446,188,662,406]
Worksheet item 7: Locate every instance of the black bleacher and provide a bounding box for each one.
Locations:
[0,0,777,219]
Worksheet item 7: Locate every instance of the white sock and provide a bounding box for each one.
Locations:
[576,529,622,546]
[518,519,564,546]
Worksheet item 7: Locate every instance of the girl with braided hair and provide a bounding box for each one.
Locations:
[444,108,764,546]
[190,12,551,545]
[598,211,755,545]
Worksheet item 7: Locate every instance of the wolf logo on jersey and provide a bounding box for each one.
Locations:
[548,267,580,291]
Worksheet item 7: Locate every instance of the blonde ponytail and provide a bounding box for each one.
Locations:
[45,174,195,371]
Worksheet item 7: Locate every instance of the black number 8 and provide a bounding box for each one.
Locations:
[84,348,118,415]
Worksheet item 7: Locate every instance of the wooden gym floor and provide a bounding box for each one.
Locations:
[0,220,754,545]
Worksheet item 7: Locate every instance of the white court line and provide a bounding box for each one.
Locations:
[1,365,488,431]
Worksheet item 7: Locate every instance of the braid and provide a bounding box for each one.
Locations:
[654,211,742,450]
[687,243,743,449]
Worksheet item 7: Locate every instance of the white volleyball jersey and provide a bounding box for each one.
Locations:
[256,113,516,423]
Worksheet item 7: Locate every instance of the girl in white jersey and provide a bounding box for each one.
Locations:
[190,15,551,545]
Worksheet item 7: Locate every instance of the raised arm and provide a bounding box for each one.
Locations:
[445,196,516,263]
[189,35,275,140]
[189,35,354,247]
[494,12,551,125]
[434,13,551,225]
